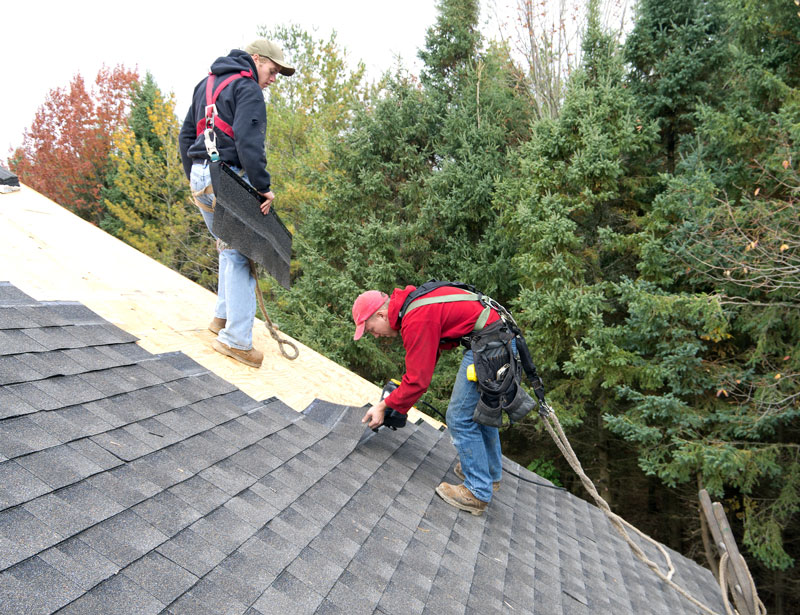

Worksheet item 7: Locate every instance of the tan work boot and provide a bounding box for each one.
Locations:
[435,482,487,516]
[211,339,263,368]
[454,461,500,492]
[209,317,226,335]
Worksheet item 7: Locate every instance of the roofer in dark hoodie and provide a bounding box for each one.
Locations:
[353,285,506,516]
[179,40,294,368]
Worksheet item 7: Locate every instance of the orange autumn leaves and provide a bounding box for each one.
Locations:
[9,66,139,223]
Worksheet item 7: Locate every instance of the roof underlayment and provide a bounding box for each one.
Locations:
[0,184,398,417]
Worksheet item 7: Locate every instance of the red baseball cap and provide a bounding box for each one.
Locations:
[352,290,388,340]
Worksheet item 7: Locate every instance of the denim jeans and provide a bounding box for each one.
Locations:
[446,347,503,503]
[190,161,256,350]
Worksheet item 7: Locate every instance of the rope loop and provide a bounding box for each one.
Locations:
[248,259,299,361]
[264,314,299,360]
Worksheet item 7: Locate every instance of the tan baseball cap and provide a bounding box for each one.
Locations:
[244,39,295,76]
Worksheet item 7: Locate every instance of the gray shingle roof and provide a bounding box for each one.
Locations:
[0,283,725,615]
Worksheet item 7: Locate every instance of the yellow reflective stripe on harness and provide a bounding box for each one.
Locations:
[404,293,491,332]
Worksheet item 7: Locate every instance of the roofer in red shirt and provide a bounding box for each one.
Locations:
[353,282,510,516]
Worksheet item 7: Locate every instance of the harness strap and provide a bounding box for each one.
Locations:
[404,293,490,332]
[195,70,254,138]
[191,183,215,212]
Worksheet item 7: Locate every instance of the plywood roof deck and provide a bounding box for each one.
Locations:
[1,185,434,425]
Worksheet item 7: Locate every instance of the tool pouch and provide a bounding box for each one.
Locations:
[502,380,536,423]
[470,320,535,426]
[473,396,504,428]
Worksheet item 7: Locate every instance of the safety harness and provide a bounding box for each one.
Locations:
[400,283,492,337]
[398,280,550,426]
[191,71,254,213]
[196,71,254,150]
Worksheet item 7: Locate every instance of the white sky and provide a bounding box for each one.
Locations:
[2,0,474,157]
[0,1,634,160]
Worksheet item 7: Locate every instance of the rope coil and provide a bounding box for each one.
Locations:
[248,259,299,360]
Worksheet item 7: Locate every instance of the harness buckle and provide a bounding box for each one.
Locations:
[204,103,218,126]
[203,103,220,160]
[203,127,219,161]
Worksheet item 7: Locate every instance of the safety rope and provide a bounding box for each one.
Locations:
[717,551,767,615]
[248,259,299,360]
[719,553,735,615]
[538,405,727,615]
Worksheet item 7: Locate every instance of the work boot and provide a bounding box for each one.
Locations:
[208,317,226,335]
[454,461,500,492]
[211,339,263,368]
[435,482,487,516]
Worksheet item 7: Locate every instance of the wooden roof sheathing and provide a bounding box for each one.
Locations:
[0,185,390,415]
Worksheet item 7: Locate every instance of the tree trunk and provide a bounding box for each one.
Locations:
[596,409,613,508]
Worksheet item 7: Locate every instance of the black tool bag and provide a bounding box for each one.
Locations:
[209,161,293,289]
[470,320,536,427]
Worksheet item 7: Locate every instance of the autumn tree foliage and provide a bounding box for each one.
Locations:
[9,65,139,223]
[104,74,216,289]
[257,24,367,236]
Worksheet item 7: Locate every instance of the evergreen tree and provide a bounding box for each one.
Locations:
[496,0,664,507]
[624,0,728,173]
[273,0,531,409]
[419,0,482,95]
[613,0,800,601]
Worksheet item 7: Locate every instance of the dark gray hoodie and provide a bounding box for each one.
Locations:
[179,50,271,192]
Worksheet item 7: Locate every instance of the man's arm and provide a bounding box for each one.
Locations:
[382,319,442,414]
[178,104,197,180]
[231,82,272,193]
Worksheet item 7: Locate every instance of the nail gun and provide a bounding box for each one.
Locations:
[373,379,407,432]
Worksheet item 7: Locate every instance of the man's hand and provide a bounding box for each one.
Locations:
[259,191,274,214]
[362,400,387,430]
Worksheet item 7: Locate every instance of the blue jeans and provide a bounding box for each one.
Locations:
[191,161,256,350]
[446,348,503,503]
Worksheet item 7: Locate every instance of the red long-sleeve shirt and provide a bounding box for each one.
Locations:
[383,285,500,414]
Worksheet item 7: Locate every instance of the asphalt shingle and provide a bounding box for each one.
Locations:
[0,555,84,614]
[39,537,120,591]
[121,551,199,606]
[0,355,44,385]
[0,286,728,615]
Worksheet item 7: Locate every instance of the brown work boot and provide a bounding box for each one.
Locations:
[211,339,263,368]
[454,461,500,492]
[208,317,226,335]
[435,482,488,516]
